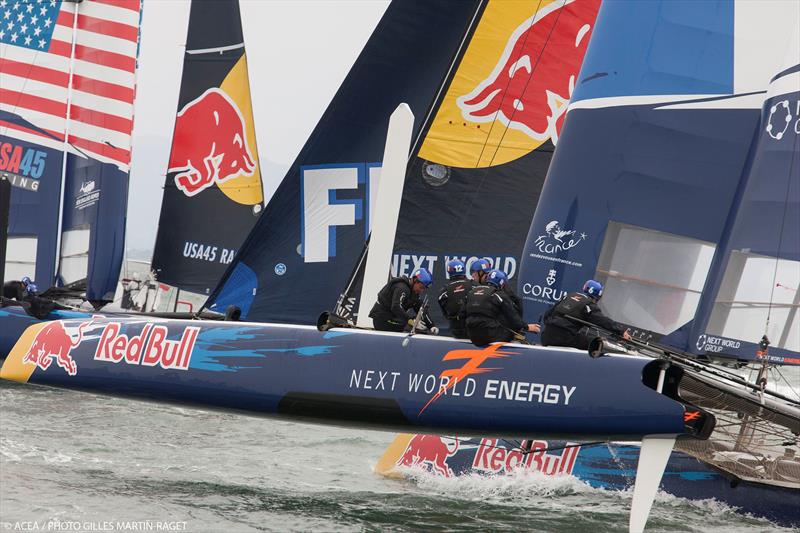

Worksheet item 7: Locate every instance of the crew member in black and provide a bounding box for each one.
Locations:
[541,279,631,349]
[437,259,473,339]
[465,269,539,346]
[370,268,435,332]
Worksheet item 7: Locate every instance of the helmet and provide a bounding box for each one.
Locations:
[21,276,32,286]
[469,258,491,274]
[446,259,466,276]
[412,268,433,287]
[583,279,603,299]
[486,269,507,288]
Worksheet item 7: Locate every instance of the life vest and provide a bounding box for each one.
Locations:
[465,284,499,319]
[442,278,473,318]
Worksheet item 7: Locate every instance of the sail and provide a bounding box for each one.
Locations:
[517,0,800,360]
[691,46,800,363]
[374,0,600,328]
[1,0,142,301]
[206,0,483,322]
[149,0,263,297]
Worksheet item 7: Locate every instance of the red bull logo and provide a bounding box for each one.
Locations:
[457,0,601,145]
[22,320,93,376]
[168,88,256,197]
[94,323,199,371]
[472,438,580,475]
[397,435,460,477]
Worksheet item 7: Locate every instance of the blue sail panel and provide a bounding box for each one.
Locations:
[517,0,798,360]
[692,63,800,361]
[60,155,129,301]
[207,1,482,323]
[0,137,62,288]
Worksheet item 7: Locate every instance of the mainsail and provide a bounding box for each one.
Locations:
[150,0,264,297]
[339,0,601,326]
[206,0,483,322]
[1,0,142,302]
[518,0,800,363]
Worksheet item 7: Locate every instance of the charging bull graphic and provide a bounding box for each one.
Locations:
[22,320,93,376]
[397,435,459,477]
[457,0,601,144]
[168,88,256,196]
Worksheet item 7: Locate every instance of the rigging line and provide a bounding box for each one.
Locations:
[764,129,799,335]
[485,0,566,169]
[771,368,800,401]
[472,0,547,169]
[457,0,552,241]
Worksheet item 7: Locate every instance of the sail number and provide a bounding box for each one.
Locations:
[0,142,47,179]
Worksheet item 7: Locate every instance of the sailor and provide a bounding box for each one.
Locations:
[464,269,540,346]
[540,279,631,349]
[2,276,38,301]
[370,268,436,332]
[437,259,473,339]
[469,257,491,284]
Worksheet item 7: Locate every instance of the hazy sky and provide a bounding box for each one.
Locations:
[126,0,389,255]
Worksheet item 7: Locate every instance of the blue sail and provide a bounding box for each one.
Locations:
[689,58,800,363]
[517,0,800,362]
[206,1,483,323]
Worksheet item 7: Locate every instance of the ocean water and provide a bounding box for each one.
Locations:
[0,380,793,532]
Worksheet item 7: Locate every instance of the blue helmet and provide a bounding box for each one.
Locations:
[583,279,603,299]
[486,269,507,288]
[446,259,466,276]
[469,258,491,274]
[412,268,433,287]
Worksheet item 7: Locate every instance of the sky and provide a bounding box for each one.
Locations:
[126,0,389,257]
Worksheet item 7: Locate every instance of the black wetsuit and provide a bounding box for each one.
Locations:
[464,284,526,346]
[369,277,431,332]
[541,292,625,349]
[437,276,473,339]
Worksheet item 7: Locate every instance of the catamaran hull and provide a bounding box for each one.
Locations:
[1,316,689,439]
[377,435,800,528]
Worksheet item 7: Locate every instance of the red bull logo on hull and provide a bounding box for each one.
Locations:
[397,435,460,477]
[94,323,199,371]
[457,0,601,145]
[168,88,256,197]
[472,438,580,475]
[22,320,94,376]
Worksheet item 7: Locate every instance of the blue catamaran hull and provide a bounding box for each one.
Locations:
[1,316,688,439]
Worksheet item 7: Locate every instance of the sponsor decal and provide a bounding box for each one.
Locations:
[472,438,580,476]
[0,142,47,192]
[533,220,586,255]
[522,269,567,304]
[766,98,799,140]
[392,254,517,279]
[300,163,380,263]
[274,262,287,276]
[168,88,256,197]
[695,333,741,354]
[418,0,601,167]
[94,323,199,371]
[397,435,459,477]
[182,241,236,265]
[348,343,577,413]
[22,319,94,376]
[75,180,101,210]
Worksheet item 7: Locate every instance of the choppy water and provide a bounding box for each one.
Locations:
[0,380,793,532]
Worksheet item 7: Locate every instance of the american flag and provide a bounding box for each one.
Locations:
[0,0,141,170]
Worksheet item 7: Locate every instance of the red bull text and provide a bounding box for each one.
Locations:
[472,438,580,475]
[94,323,199,371]
[457,0,601,144]
[168,88,256,196]
[22,320,93,376]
